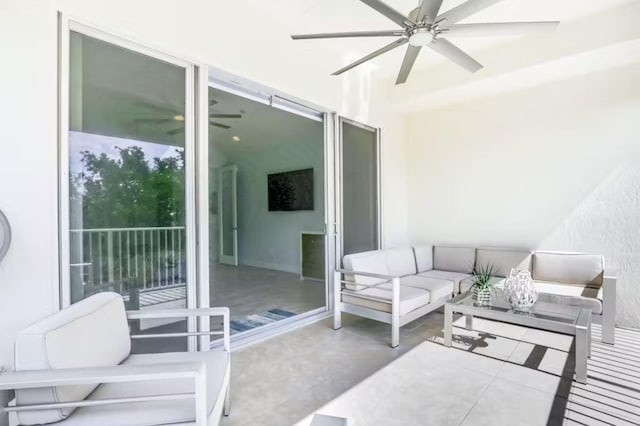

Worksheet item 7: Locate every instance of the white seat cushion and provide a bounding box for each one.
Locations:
[412,245,433,273]
[14,292,131,425]
[532,252,604,286]
[433,246,476,274]
[400,275,454,301]
[59,350,230,426]
[534,281,603,315]
[475,248,532,278]
[419,270,472,294]
[342,284,430,316]
[343,250,389,291]
[384,247,417,277]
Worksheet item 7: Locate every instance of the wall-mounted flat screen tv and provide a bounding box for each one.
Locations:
[268,168,314,211]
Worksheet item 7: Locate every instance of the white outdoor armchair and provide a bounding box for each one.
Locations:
[0,292,231,426]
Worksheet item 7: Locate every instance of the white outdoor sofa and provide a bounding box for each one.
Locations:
[0,292,230,426]
[335,246,616,347]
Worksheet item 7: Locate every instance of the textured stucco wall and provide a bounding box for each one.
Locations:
[407,64,640,328]
[540,162,640,327]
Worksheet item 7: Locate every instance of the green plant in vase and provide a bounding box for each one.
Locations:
[471,263,498,304]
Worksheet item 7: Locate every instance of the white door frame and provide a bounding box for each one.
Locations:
[58,15,210,350]
[217,165,239,266]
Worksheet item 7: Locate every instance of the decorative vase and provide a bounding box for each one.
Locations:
[503,268,538,311]
[472,286,492,304]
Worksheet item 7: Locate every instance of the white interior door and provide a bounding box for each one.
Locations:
[218,165,238,265]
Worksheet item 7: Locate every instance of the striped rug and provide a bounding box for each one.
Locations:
[231,309,297,334]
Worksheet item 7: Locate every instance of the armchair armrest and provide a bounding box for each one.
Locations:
[126,307,230,352]
[0,362,210,424]
[0,361,204,391]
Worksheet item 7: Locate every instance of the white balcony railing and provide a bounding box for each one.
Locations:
[70,226,186,295]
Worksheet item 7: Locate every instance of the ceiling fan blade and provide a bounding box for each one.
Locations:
[209,99,218,105]
[396,45,422,85]
[445,21,559,37]
[428,39,483,72]
[416,0,444,24]
[133,101,180,115]
[359,0,415,28]
[437,0,504,27]
[292,30,405,40]
[209,114,242,119]
[332,38,408,76]
[167,127,184,136]
[210,121,231,129]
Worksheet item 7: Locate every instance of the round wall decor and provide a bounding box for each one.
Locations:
[0,209,11,262]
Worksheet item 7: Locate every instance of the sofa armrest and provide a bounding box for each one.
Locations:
[335,268,398,282]
[127,307,230,352]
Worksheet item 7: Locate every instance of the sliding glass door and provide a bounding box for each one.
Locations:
[62,25,197,351]
[340,118,381,255]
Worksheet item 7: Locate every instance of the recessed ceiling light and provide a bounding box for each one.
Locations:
[173,114,185,122]
[232,136,240,142]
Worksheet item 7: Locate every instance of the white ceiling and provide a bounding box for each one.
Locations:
[248,0,636,78]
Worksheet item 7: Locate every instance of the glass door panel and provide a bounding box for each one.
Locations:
[67,31,191,351]
[341,119,380,255]
[218,165,238,265]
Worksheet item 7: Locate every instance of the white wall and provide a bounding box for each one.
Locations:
[0,0,59,370]
[407,64,640,327]
[0,0,411,374]
[225,139,325,273]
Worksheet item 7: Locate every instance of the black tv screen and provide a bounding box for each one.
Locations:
[268,168,314,211]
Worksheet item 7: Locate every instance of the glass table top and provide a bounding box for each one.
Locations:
[451,289,584,325]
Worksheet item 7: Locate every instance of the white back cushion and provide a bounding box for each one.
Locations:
[532,252,604,286]
[433,246,476,273]
[475,248,532,277]
[384,247,417,277]
[413,245,433,273]
[343,250,389,290]
[15,292,131,425]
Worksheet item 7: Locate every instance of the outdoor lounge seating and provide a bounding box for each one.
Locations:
[0,292,231,426]
[336,246,616,347]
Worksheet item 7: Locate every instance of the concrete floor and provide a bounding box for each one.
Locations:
[222,312,640,426]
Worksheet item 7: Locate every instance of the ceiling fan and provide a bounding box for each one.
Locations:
[132,99,242,135]
[291,0,559,84]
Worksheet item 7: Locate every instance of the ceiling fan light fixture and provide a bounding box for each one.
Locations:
[232,136,240,142]
[409,28,434,46]
[173,114,185,122]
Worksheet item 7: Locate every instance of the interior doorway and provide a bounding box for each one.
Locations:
[217,165,238,266]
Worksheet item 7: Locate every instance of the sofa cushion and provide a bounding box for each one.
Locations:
[14,292,131,426]
[400,275,454,302]
[459,276,506,294]
[384,247,417,277]
[341,284,430,316]
[412,245,433,273]
[59,350,230,426]
[534,281,603,315]
[419,270,472,294]
[532,252,604,287]
[343,250,389,290]
[475,248,532,278]
[433,246,476,274]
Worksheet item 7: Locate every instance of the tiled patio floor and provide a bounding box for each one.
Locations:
[222,312,640,426]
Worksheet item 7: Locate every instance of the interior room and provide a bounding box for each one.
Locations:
[0,0,639,425]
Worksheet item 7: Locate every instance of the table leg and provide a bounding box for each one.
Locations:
[444,304,453,347]
[587,316,592,358]
[575,326,588,384]
[465,314,473,331]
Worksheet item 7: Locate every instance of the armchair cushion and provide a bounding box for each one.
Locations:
[433,246,476,274]
[532,252,604,287]
[343,250,389,290]
[399,276,454,301]
[475,248,532,278]
[59,350,230,426]
[384,247,417,277]
[14,292,131,425]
